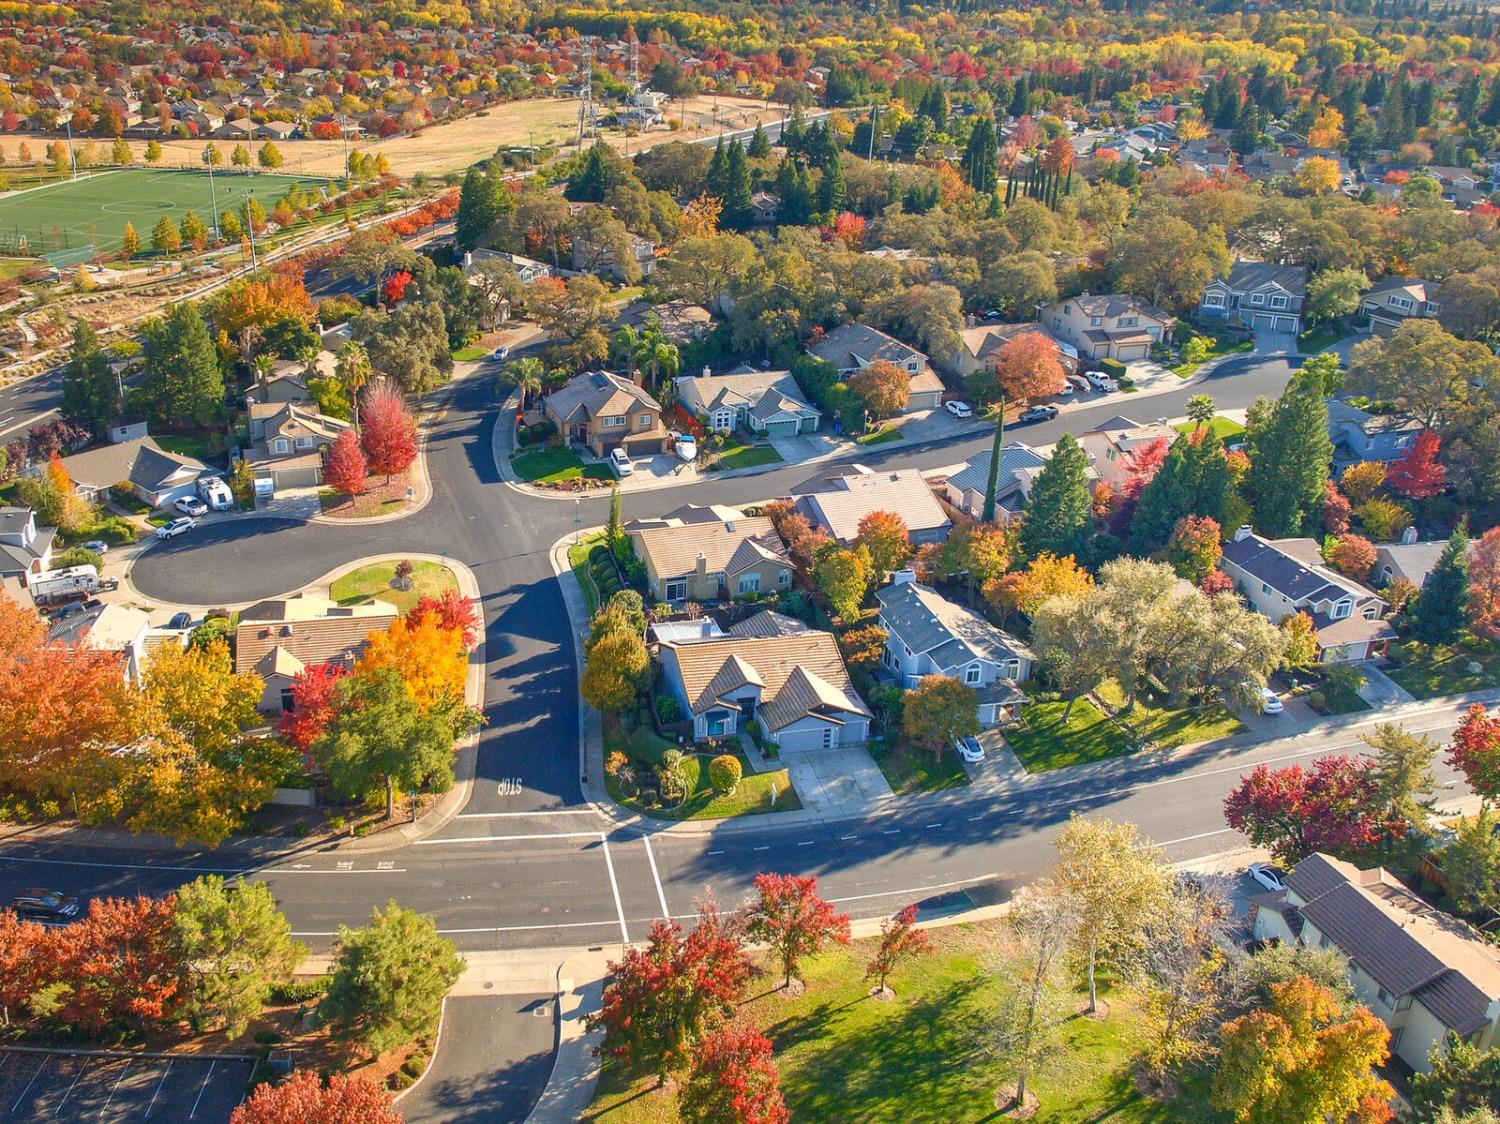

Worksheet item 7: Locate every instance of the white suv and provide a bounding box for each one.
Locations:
[155,516,197,540]
[609,447,634,477]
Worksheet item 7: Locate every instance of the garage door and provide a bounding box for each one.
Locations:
[1115,344,1148,361]
[776,725,835,752]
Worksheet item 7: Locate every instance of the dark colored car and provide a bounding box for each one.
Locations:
[1016,405,1059,424]
[166,612,192,630]
[9,888,80,923]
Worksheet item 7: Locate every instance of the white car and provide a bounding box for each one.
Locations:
[174,496,208,517]
[954,736,984,763]
[492,346,510,361]
[674,434,697,463]
[1053,381,1074,398]
[1259,687,1284,714]
[155,517,197,540]
[609,447,634,477]
[1248,863,1288,893]
[944,400,973,419]
[1085,370,1118,392]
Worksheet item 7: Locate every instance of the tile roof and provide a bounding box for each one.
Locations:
[664,631,869,732]
[727,610,811,638]
[793,468,950,544]
[875,580,1031,671]
[632,516,787,580]
[234,592,398,676]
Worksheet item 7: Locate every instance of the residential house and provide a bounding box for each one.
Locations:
[1077,415,1179,491]
[750,191,780,225]
[570,226,656,281]
[1219,527,1396,663]
[806,323,945,413]
[1426,165,1482,192]
[1374,534,1474,590]
[875,573,1032,726]
[1041,295,1173,362]
[245,368,311,407]
[1250,852,1500,1072]
[1326,399,1423,477]
[675,369,820,437]
[1240,150,1299,181]
[657,615,872,749]
[0,507,55,580]
[543,370,670,458]
[1359,277,1442,337]
[1198,260,1308,336]
[462,247,553,285]
[615,300,712,345]
[943,322,1078,383]
[628,506,791,603]
[234,592,399,713]
[793,465,951,546]
[47,602,151,683]
[58,437,215,509]
[943,443,1098,523]
[243,401,350,489]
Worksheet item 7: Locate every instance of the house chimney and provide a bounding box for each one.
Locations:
[1234,525,1253,542]
[965,312,976,328]
[695,552,707,577]
[892,569,917,586]
[703,366,711,378]
[1401,526,1419,545]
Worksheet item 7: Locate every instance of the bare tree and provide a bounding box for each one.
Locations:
[994,879,1078,1113]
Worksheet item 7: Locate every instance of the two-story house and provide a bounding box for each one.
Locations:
[0,506,55,581]
[1250,852,1500,1073]
[1198,260,1308,336]
[462,247,553,285]
[1077,415,1179,492]
[674,369,820,438]
[793,465,951,546]
[243,401,350,489]
[628,506,792,603]
[805,323,945,413]
[875,573,1032,726]
[1041,295,1173,362]
[1326,399,1424,477]
[1359,277,1442,337]
[1219,527,1396,663]
[658,612,871,749]
[543,370,670,458]
[943,323,1077,384]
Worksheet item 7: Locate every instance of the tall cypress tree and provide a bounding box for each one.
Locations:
[1010,74,1029,119]
[817,151,846,216]
[1019,433,1094,562]
[721,141,753,230]
[61,319,119,437]
[705,138,728,199]
[962,114,999,193]
[1413,524,1471,645]
[140,302,224,428]
[1242,371,1333,539]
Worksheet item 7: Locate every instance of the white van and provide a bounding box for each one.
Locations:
[197,477,234,511]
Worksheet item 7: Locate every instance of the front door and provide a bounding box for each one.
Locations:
[706,708,732,736]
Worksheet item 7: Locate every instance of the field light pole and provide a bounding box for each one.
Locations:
[244,195,259,268]
[202,146,220,241]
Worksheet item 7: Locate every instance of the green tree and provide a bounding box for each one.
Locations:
[455,165,509,252]
[721,141,754,230]
[151,214,181,255]
[179,210,210,249]
[962,114,999,192]
[61,319,119,436]
[1364,723,1438,846]
[816,151,845,217]
[1243,370,1334,538]
[1413,524,1471,645]
[139,302,225,428]
[1019,433,1094,562]
[173,875,304,1036]
[1129,428,1233,553]
[1437,806,1500,917]
[319,900,465,1057]
[1305,268,1368,326]
[813,544,871,621]
[747,122,772,159]
[901,675,979,761]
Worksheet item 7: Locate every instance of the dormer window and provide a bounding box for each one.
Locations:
[1269,295,1287,309]
[271,438,289,454]
[964,665,981,685]
[1333,599,1352,620]
[1251,293,1265,305]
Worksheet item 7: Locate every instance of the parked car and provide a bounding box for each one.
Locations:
[79,539,109,555]
[1249,863,1288,893]
[1259,687,1284,715]
[1053,381,1074,399]
[492,345,510,361]
[174,496,208,517]
[981,309,1004,321]
[155,517,197,540]
[8,888,80,923]
[945,400,973,419]
[1085,370,1118,392]
[954,736,984,763]
[166,611,193,630]
[674,434,697,463]
[1016,405,1058,425]
[609,448,634,477]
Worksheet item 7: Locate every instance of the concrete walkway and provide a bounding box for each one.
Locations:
[1356,660,1416,707]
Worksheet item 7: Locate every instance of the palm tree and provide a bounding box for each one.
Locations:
[336,341,372,430]
[251,353,275,395]
[610,324,640,375]
[510,357,544,411]
[1186,393,1216,431]
[297,342,321,380]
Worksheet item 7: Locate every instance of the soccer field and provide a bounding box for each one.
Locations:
[0,167,333,256]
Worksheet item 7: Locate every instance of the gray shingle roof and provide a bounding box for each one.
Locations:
[947,444,1047,495]
[58,438,213,493]
[807,322,923,370]
[1221,534,1366,605]
[1221,260,1307,298]
[875,580,1031,669]
[544,370,657,424]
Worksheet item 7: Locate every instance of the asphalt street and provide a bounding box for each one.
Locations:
[399,995,556,1123]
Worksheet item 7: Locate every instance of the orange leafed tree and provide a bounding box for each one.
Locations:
[854,510,912,575]
[357,616,466,711]
[214,269,314,337]
[230,1071,403,1124]
[847,359,910,422]
[50,894,182,1035]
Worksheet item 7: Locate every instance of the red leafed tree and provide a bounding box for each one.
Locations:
[1042,135,1076,175]
[1322,480,1352,534]
[229,1071,402,1124]
[680,1023,790,1124]
[1121,436,1169,503]
[742,873,850,989]
[587,895,753,1086]
[277,661,349,755]
[1469,526,1500,640]
[382,269,412,304]
[991,331,1065,402]
[1386,430,1446,499]
[829,211,866,247]
[0,911,45,1024]
[1200,569,1234,595]
[323,429,368,498]
[407,590,481,650]
[1327,533,1377,581]
[865,904,932,995]
[52,895,182,1034]
[1448,702,1500,804]
[360,382,417,482]
[1223,756,1391,866]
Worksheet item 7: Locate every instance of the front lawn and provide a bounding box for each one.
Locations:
[1319,682,1371,715]
[1006,697,1137,772]
[1173,416,1245,441]
[1386,640,1500,699]
[712,439,783,471]
[568,532,609,616]
[1170,338,1253,377]
[511,446,613,485]
[318,475,410,519]
[1298,324,1350,353]
[870,739,969,794]
[452,345,489,362]
[329,559,458,614]
[1095,681,1245,749]
[856,424,902,446]
[585,922,1220,1124]
[604,720,799,820]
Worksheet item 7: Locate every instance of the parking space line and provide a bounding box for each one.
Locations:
[1154,827,1236,847]
[599,837,630,943]
[100,1059,132,1118]
[54,1054,87,1115]
[12,1055,48,1114]
[145,1059,172,1119]
[189,1059,215,1119]
[641,835,669,920]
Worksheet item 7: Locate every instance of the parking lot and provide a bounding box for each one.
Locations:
[0,1048,252,1122]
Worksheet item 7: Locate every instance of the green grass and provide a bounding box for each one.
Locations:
[586,923,1220,1124]
[1005,697,1138,772]
[329,559,458,615]
[452,345,488,361]
[511,445,612,484]
[1173,416,1245,440]
[712,440,783,471]
[605,720,800,820]
[0,168,332,255]
[1170,338,1253,377]
[1095,681,1245,749]
[1298,324,1350,353]
[569,532,607,616]
[870,739,969,794]
[145,511,175,527]
[1319,683,1371,715]
[1386,640,1500,699]
[856,424,902,446]
[0,257,37,280]
[152,432,225,459]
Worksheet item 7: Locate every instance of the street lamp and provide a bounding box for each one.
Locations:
[574,496,581,545]
[201,145,220,241]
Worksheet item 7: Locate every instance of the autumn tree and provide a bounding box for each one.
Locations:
[865,904,931,997]
[968,330,1064,405]
[323,429,367,498]
[407,590,480,650]
[901,675,980,760]
[1469,526,1500,638]
[277,662,348,757]
[1281,612,1319,670]
[1340,461,1386,505]
[1213,976,1393,1124]
[358,615,466,712]
[1327,533,1377,581]
[813,543,871,621]
[994,879,1077,1113]
[1165,515,1224,583]
[984,552,1094,622]
[1387,430,1446,499]
[846,359,909,423]
[46,894,182,1035]
[854,510,911,576]
[1295,156,1342,195]
[742,873,850,990]
[680,1024,790,1124]
[359,381,417,482]
[923,522,1010,604]
[230,1071,401,1124]
[581,618,649,713]
[1448,702,1500,804]
[319,900,464,1058]
[1133,885,1230,1079]
[1224,756,1388,865]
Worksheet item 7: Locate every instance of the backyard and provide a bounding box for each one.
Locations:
[1005,697,1136,772]
[329,559,457,614]
[512,445,612,486]
[604,719,799,820]
[1386,639,1500,698]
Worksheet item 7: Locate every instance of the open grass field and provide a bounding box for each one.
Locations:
[0,168,331,255]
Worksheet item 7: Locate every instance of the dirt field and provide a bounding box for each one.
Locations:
[0,95,789,181]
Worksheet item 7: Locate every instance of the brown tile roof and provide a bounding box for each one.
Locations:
[664,631,869,732]
[234,593,397,676]
[632,517,787,580]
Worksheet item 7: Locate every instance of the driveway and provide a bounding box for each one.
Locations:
[400,995,556,1124]
[1354,661,1415,707]
[769,431,838,463]
[780,745,892,813]
[1250,328,1299,356]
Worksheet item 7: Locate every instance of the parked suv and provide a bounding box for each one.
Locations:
[9,888,80,923]
[155,517,197,540]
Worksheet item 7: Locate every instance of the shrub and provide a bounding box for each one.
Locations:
[52,546,102,571]
[654,694,682,724]
[1306,690,1326,711]
[1100,358,1128,380]
[708,754,742,794]
[268,977,330,1004]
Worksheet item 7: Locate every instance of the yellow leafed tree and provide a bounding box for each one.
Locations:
[357,616,466,711]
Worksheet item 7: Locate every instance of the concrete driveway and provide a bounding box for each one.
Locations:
[780,745,892,813]
[769,431,837,462]
[1251,328,1300,356]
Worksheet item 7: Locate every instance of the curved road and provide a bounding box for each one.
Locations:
[14,352,1466,956]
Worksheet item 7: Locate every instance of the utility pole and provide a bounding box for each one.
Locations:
[576,38,595,148]
[202,145,220,241]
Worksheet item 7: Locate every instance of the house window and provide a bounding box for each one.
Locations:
[821,726,835,749]
[1203,294,1224,308]
[902,642,913,657]
[1119,316,1137,328]
[1270,295,1287,309]
[295,435,314,449]
[1261,582,1272,595]
[1090,316,1102,326]
[1376,986,1396,1009]
[1392,296,1415,311]
[1251,293,1265,305]
[738,573,761,595]
[271,438,289,454]
[279,687,295,712]
[1333,600,1352,620]
[637,413,652,427]
[664,578,688,601]
[713,411,734,431]
[964,665,981,685]
[906,361,918,373]
[777,569,790,586]
[601,415,626,428]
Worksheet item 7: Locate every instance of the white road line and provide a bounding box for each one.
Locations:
[55,1054,87,1115]
[641,835,669,919]
[189,1059,215,1119]
[797,840,815,846]
[145,1060,172,1119]
[1153,827,1238,847]
[882,829,900,834]
[925,823,942,828]
[0,854,407,876]
[598,836,630,944]
[840,834,858,840]
[454,810,600,818]
[826,875,992,906]
[99,1059,132,1118]
[752,845,770,851]
[706,849,725,856]
[415,832,604,844]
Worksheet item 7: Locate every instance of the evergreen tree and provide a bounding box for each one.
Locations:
[747,122,772,159]
[455,165,508,252]
[1129,428,1233,553]
[917,83,949,132]
[817,151,846,216]
[1010,74,1029,119]
[1019,433,1094,562]
[1231,99,1259,155]
[721,141,754,231]
[1243,371,1333,538]
[566,144,618,203]
[61,320,118,436]
[1413,79,1437,127]
[139,302,225,428]
[1413,524,1472,645]
[962,114,999,193]
[1457,73,1484,129]
[705,138,728,199]
[1380,77,1412,148]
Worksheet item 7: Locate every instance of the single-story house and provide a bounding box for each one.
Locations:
[658,614,872,749]
[793,465,951,546]
[1250,852,1500,1073]
[58,437,215,509]
[1077,415,1179,492]
[943,323,1077,383]
[462,247,553,285]
[806,322,946,413]
[675,369,820,437]
[875,573,1032,726]
[0,506,55,580]
[629,508,791,603]
[234,592,399,713]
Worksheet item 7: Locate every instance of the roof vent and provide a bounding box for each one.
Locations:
[725,521,736,532]
[280,624,294,637]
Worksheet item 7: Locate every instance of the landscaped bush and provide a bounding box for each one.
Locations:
[53,546,102,571]
[1306,690,1327,712]
[654,694,682,724]
[708,754,742,794]
[1100,358,1128,380]
[268,977,330,1004]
